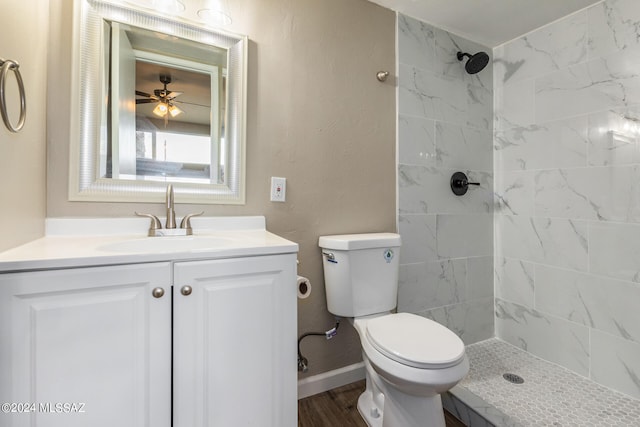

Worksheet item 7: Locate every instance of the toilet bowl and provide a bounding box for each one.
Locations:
[318,233,469,427]
[352,313,469,427]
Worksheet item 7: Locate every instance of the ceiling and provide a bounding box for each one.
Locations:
[367,0,603,47]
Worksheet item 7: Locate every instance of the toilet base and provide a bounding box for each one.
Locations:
[357,388,382,427]
[357,358,447,427]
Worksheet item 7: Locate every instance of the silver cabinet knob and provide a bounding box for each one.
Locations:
[152,287,165,298]
[181,285,193,296]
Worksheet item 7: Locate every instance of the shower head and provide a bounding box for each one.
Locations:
[457,51,490,74]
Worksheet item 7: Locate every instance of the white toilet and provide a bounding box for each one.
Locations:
[319,233,469,427]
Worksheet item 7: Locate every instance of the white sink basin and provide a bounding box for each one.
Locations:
[98,236,232,253]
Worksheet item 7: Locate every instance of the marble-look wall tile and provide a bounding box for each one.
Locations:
[398,14,437,71]
[398,15,493,90]
[421,297,494,345]
[494,0,640,400]
[437,214,493,259]
[397,13,493,345]
[494,171,535,216]
[436,122,492,171]
[497,216,588,271]
[536,46,640,123]
[495,299,590,376]
[467,256,494,301]
[398,257,493,314]
[398,259,467,313]
[398,115,437,166]
[494,10,587,85]
[399,63,492,130]
[535,265,640,343]
[588,108,640,166]
[494,117,588,171]
[588,0,640,59]
[494,78,536,131]
[399,164,493,215]
[495,257,535,308]
[398,214,438,264]
[589,221,640,283]
[534,166,637,222]
[398,262,427,313]
[399,63,462,121]
[591,329,640,400]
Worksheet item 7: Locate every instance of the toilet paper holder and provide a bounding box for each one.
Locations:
[297,275,312,299]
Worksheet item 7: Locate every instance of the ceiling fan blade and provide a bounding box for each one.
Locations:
[135,90,154,98]
[174,100,210,108]
[136,99,158,104]
[166,91,183,99]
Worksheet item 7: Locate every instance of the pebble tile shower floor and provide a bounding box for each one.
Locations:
[457,339,640,426]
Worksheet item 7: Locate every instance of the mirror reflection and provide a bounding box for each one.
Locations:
[70,0,247,204]
[106,22,227,184]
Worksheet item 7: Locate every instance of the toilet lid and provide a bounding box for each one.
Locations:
[365,313,465,369]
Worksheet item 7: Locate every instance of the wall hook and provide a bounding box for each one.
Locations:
[376,71,389,82]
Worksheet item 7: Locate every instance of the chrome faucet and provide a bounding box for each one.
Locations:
[165,184,177,229]
[135,184,203,236]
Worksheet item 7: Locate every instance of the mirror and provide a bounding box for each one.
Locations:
[69,0,247,204]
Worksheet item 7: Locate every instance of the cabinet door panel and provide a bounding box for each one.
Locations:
[174,254,297,427]
[0,263,171,427]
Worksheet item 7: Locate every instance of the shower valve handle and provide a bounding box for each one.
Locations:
[453,179,479,186]
[450,171,479,196]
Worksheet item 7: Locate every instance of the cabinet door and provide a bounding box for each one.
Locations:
[173,254,297,427]
[0,263,172,427]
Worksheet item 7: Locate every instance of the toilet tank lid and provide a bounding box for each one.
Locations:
[318,233,401,250]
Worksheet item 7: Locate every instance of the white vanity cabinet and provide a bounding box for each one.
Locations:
[173,254,297,427]
[0,253,297,427]
[0,263,173,427]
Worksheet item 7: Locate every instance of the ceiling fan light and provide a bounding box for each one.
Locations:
[196,0,232,24]
[125,0,185,13]
[169,104,183,117]
[153,102,169,117]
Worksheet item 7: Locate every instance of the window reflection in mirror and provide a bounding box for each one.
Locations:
[105,21,227,184]
[70,0,246,204]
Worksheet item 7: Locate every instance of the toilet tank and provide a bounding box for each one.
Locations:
[318,233,401,317]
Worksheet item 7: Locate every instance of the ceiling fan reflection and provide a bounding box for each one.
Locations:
[135,73,210,125]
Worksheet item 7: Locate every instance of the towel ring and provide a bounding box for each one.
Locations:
[0,58,26,133]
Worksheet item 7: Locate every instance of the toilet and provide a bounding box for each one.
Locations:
[318,233,469,427]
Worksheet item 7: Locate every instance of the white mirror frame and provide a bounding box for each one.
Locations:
[69,0,247,204]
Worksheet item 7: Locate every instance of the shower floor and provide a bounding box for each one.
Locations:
[447,338,640,427]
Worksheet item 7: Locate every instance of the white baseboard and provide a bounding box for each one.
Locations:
[297,361,366,400]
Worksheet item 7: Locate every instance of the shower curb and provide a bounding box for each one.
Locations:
[444,385,521,427]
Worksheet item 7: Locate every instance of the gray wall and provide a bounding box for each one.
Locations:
[494,0,640,399]
[396,15,494,345]
[0,0,48,251]
[45,0,397,379]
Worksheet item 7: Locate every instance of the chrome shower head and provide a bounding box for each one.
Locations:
[457,51,490,74]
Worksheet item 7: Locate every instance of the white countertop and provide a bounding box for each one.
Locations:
[0,216,299,273]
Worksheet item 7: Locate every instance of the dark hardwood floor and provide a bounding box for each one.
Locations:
[298,380,465,426]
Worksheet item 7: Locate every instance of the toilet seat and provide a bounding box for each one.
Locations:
[365,313,465,369]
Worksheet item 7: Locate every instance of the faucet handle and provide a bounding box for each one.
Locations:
[180,211,204,233]
[135,212,162,233]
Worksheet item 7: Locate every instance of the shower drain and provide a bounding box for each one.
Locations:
[503,373,525,384]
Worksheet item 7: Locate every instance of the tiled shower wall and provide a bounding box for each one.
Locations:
[494,0,640,399]
[396,15,494,344]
